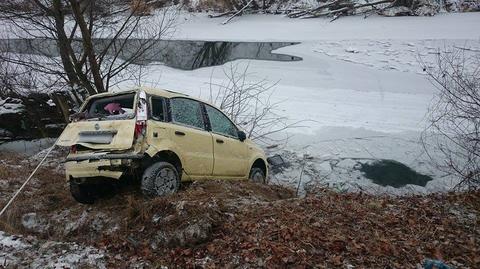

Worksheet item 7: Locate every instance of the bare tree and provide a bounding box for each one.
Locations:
[0,0,177,119]
[421,44,480,189]
[208,63,306,145]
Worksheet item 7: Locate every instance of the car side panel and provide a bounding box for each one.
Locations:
[146,121,214,177]
[211,133,248,177]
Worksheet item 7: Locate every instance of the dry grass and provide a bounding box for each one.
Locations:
[0,153,478,268]
[130,0,153,15]
[0,150,74,238]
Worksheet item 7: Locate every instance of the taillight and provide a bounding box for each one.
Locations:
[135,91,148,139]
[70,145,77,154]
[135,121,146,138]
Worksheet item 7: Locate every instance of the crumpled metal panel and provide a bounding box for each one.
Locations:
[57,119,136,150]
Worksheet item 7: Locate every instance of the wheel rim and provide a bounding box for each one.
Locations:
[154,167,177,194]
[252,170,265,183]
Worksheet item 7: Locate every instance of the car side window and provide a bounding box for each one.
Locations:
[151,96,165,121]
[205,105,238,138]
[170,98,205,129]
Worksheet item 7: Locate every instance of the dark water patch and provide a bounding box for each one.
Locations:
[360,160,433,188]
[0,38,302,70]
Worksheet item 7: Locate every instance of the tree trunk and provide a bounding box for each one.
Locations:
[69,0,106,93]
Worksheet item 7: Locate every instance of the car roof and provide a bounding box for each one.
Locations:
[83,87,242,130]
[85,86,217,107]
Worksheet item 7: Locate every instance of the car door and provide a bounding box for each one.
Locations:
[204,104,248,177]
[168,97,214,177]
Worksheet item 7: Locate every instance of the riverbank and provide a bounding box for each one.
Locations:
[0,152,478,268]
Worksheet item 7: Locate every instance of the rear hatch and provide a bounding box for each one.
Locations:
[57,91,144,151]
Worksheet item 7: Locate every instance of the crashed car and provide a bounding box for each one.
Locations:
[57,87,268,203]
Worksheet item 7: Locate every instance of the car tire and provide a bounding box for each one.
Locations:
[249,167,266,184]
[141,161,180,197]
[69,180,95,204]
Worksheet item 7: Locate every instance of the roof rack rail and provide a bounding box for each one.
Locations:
[165,89,189,96]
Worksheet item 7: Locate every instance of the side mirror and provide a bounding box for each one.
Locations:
[69,111,86,122]
[238,131,247,142]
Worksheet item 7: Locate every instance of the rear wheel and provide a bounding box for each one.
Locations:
[69,180,95,204]
[249,167,266,184]
[141,161,180,197]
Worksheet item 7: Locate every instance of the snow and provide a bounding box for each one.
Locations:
[0,231,29,248]
[0,231,106,268]
[111,12,480,194]
[169,12,480,41]
[0,100,24,115]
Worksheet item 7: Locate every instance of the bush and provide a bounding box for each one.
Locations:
[422,44,480,189]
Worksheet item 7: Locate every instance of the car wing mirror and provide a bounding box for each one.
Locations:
[238,131,247,142]
[69,111,87,122]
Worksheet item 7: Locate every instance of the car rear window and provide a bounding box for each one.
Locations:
[85,93,135,120]
[151,96,165,121]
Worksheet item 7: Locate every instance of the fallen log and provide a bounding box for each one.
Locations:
[208,11,236,18]
[287,0,342,18]
[208,0,398,22]
[302,6,351,18]
[222,0,255,24]
[296,0,394,19]
[354,0,394,9]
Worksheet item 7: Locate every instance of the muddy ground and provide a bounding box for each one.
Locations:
[0,151,479,268]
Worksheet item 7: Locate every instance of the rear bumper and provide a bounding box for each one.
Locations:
[65,153,143,181]
[66,153,143,162]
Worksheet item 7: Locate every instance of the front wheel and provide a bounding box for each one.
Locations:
[141,161,180,197]
[249,167,266,184]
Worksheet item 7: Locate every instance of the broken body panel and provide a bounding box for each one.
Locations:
[57,87,268,183]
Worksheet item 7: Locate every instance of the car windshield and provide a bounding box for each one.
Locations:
[85,93,136,120]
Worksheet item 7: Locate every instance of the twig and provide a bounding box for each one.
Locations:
[208,11,236,18]
[222,0,254,25]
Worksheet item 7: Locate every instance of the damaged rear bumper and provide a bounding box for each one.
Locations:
[65,153,143,181]
[66,153,143,162]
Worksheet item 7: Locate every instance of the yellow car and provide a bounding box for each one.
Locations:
[57,87,268,203]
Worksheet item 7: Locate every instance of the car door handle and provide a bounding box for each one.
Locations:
[216,139,224,144]
[175,131,185,136]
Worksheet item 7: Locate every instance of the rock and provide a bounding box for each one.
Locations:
[412,0,440,15]
[64,211,88,235]
[381,6,411,16]
[155,218,213,247]
[345,47,360,53]
[21,213,47,232]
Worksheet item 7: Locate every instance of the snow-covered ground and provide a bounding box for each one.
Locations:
[110,12,480,194]
[0,231,106,268]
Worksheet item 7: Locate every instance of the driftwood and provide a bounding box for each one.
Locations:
[302,6,351,19]
[208,11,236,18]
[222,0,255,24]
[287,0,342,18]
[211,0,398,23]
[288,0,394,19]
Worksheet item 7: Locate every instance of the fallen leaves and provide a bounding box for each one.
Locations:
[1,155,478,268]
[163,190,479,268]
